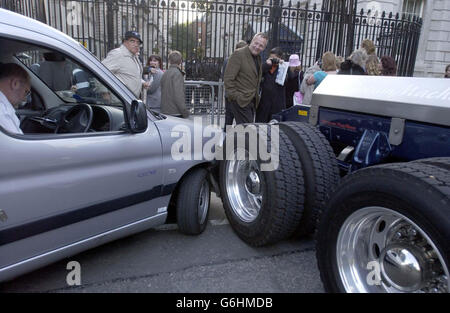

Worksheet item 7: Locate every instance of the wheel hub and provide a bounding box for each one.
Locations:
[336,207,449,293]
[225,155,264,223]
[197,181,209,225]
[380,243,429,292]
[245,171,261,195]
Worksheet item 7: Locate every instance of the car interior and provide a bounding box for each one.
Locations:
[0,37,128,135]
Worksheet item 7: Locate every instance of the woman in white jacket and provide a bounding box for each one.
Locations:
[299,63,321,105]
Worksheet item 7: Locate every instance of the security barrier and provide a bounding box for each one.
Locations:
[185,80,224,126]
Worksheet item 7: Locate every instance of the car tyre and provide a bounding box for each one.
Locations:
[176,168,210,235]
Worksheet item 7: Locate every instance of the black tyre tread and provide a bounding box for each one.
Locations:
[411,157,450,172]
[221,124,305,246]
[265,127,305,243]
[374,162,450,194]
[177,168,209,235]
[279,121,340,236]
[316,162,450,293]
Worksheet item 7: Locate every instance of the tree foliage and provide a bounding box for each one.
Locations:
[169,22,204,60]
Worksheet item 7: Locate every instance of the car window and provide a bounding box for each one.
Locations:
[0,37,129,135]
[17,49,121,106]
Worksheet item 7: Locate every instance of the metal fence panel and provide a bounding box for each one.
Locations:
[185,80,223,123]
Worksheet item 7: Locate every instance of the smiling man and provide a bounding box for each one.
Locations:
[224,32,268,124]
[102,31,149,99]
[0,63,30,135]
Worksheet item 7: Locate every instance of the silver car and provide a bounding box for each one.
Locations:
[0,9,219,282]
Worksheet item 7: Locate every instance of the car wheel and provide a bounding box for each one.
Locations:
[316,162,450,293]
[176,168,210,235]
[278,122,340,237]
[220,124,305,246]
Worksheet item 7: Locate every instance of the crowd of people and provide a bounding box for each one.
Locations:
[102,31,187,118]
[222,34,450,126]
[3,30,450,136]
[222,37,416,125]
[100,31,449,124]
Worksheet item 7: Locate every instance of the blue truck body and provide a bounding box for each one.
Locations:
[273,75,450,173]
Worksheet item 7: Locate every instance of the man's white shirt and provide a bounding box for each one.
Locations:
[0,91,23,134]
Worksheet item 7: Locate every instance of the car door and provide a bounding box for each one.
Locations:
[0,35,165,278]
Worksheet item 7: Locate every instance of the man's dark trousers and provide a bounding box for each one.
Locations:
[228,100,255,125]
[224,98,235,130]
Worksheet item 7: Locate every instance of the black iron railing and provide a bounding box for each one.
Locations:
[1,0,422,78]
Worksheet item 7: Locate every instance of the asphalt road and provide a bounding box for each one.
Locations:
[0,194,324,293]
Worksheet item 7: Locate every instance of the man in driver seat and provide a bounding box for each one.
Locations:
[0,63,30,135]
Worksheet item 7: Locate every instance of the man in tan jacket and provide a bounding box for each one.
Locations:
[102,31,149,99]
[223,32,268,124]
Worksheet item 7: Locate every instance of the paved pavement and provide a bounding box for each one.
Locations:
[0,195,324,293]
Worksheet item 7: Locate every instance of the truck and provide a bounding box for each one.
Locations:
[219,74,450,293]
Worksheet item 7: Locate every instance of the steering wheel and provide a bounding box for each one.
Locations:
[55,104,93,133]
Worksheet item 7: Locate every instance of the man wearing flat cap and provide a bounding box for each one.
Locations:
[102,31,149,98]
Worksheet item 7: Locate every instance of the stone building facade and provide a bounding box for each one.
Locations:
[354,0,449,77]
[303,0,449,77]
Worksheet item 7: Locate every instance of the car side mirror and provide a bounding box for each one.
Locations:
[129,100,148,133]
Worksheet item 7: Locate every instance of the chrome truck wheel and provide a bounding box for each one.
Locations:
[337,207,449,293]
[316,162,450,293]
[219,124,305,246]
[225,153,263,223]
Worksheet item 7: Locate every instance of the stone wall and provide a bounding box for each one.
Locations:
[414,0,450,77]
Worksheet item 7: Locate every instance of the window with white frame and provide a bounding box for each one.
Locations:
[402,0,424,18]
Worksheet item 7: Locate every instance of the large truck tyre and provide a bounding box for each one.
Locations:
[412,157,450,172]
[219,124,305,246]
[316,162,450,293]
[278,122,340,237]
